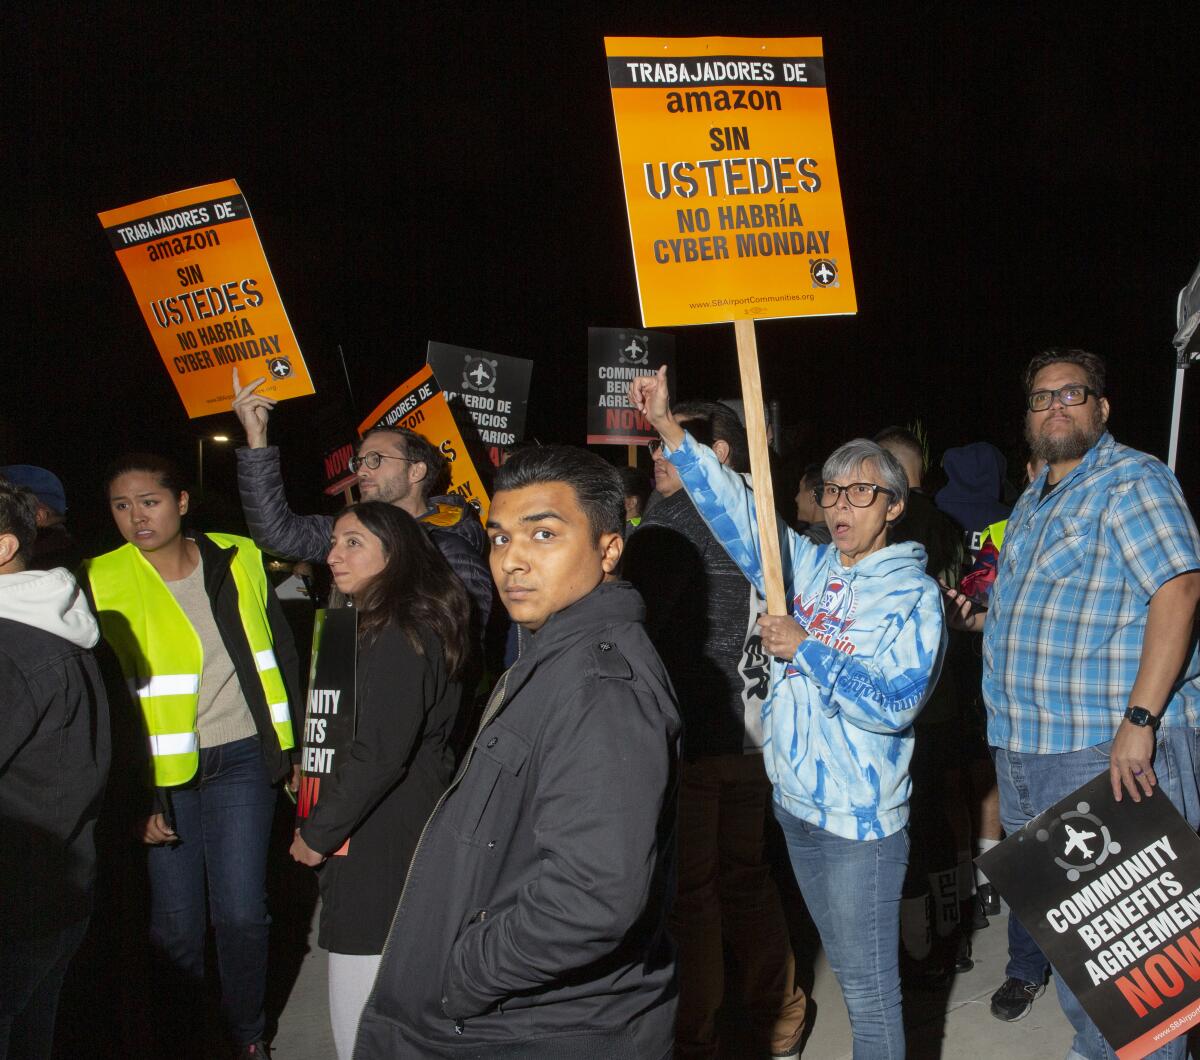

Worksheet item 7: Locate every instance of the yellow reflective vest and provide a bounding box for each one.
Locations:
[85,533,295,787]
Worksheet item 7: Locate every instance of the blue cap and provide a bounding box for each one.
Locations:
[0,465,67,514]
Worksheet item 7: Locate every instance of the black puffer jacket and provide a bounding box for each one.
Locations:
[235,446,492,635]
[355,581,680,1060]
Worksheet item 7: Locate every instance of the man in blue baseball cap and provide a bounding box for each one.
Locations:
[0,466,80,571]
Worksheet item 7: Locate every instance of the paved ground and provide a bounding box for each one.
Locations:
[270,891,1080,1059]
[52,801,1198,1058]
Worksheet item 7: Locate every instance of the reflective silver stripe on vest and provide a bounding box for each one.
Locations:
[269,702,291,724]
[149,732,199,757]
[134,674,201,698]
[255,649,278,672]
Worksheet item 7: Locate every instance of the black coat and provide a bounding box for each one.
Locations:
[0,617,110,937]
[355,581,681,1060]
[299,623,461,954]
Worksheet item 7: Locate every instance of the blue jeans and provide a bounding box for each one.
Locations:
[993,729,1199,1060]
[148,736,277,1048]
[1005,907,1051,986]
[774,805,908,1060]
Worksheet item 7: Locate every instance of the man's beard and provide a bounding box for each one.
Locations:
[1025,405,1105,464]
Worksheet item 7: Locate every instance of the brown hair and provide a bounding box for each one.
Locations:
[337,501,470,680]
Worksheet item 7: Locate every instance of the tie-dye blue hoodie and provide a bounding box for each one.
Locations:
[668,432,946,840]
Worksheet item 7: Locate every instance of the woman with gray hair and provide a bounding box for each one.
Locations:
[631,368,945,1060]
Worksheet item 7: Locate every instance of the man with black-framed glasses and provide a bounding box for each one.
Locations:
[946,348,1200,1058]
[230,368,491,640]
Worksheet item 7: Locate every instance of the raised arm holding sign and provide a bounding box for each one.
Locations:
[630,363,786,617]
[613,40,953,1057]
[630,366,946,1058]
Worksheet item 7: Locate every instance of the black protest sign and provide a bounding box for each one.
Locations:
[426,341,533,449]
[296,607,357,855]
[587,327,676,445]
[978,773,1200,1058]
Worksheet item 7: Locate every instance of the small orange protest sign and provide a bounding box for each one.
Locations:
[605,37,857,327]
[98,179,315,418]
[358,365,491,522]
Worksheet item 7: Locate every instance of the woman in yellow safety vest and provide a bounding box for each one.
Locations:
[82,454,300,1060]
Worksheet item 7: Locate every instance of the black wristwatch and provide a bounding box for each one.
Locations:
[1124,706,1161,730]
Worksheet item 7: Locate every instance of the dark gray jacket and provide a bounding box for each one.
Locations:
[235,446,492,634]
[624,487,767,758]
[355,581,680,1060]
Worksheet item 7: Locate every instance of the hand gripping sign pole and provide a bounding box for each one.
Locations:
[605,36,857,613]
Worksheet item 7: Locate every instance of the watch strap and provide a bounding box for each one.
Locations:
[1124,706,1161,730]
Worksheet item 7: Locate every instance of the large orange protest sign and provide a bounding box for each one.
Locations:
[605,37,857,327]
[358,365,491,522]
[98,180,315,418]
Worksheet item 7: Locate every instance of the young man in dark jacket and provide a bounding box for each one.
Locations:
[0,480,110,1057]
[230,368,492,637]
[355,446,681,1060]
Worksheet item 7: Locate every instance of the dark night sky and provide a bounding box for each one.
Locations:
[8,3,1200,549]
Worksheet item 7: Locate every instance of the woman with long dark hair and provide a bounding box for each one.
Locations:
[83,454,300,1060]
[288,501,470,1059]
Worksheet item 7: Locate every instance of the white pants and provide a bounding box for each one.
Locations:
[328,951,382,1060]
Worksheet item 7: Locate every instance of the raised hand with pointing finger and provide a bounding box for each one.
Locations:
[628,365,685,451]
[231,366,277,449]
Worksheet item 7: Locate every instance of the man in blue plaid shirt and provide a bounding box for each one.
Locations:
[950,349,1200,1059]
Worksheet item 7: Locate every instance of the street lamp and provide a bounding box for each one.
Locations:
[197,434,230,492]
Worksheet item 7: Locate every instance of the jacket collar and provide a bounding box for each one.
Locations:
[508,580,644,685]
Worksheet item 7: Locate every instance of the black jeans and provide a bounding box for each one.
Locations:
[0,918,89,1060]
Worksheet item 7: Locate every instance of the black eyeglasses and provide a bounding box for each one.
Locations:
[1027,385,1098,413]
[816,482,896,508]
[647,439,666,455]
[348,451,413,473]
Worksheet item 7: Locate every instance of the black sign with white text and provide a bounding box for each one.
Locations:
[586,326,676,445]
[978,774,1200,1058]
[426,341,532,451]
[295,607,357,855]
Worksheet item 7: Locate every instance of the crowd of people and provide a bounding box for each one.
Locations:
[1,347,1198,1060]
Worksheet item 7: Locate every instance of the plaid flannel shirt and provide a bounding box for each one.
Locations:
[983,432,1200,753]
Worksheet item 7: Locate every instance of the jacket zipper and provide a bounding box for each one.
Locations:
[361,661,517,1023]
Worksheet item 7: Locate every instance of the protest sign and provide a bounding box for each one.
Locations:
[426,341,533,462]
[978,774,1200,1058]
[322,441,357,497]
[295,607,357,856]
[587,327,676,445]
[605,36,858,614]
[98,179,315,419]
[604,36,857,328]
[358,364,491,521]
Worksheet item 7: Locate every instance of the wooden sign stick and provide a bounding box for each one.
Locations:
[627,444,638,468]
[733,318,788,616]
